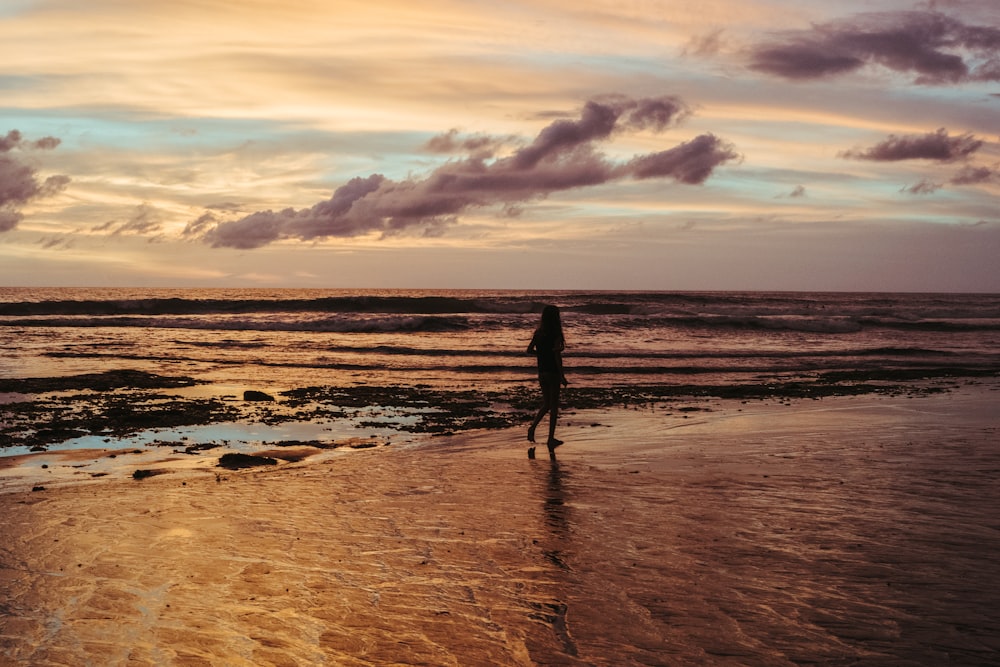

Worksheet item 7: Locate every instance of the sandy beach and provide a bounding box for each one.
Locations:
[1,382,998,665]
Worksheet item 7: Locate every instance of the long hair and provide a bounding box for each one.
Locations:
[538,304,565,348]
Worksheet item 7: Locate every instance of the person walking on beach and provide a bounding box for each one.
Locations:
[527,304,568,457]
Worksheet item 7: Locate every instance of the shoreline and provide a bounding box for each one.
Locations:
[2,364,991,451]
[2,372,994,494]
[1,382,998,664]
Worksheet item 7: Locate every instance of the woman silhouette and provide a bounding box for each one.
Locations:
[526,304,568,456]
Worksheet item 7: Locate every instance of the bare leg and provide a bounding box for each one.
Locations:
[529,378,558,443]
[528,404,548,442]
[545,382,562,447]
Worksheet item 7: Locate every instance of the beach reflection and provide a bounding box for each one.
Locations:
[541,460,571,570]
[530,458,579,659]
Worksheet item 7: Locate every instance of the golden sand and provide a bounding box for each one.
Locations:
[2,386,999,665]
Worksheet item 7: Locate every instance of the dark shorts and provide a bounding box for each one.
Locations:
[538,371,560,387]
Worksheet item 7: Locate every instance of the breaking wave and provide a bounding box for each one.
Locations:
[0,314,471,333]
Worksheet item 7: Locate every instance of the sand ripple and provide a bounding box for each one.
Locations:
[1,387,998,665]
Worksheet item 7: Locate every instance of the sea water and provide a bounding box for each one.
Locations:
[2,288,998,394]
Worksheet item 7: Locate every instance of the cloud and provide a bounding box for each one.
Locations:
[869,131,998,195]
[94,203,166,237]
[182,212,219,238]
[840,128,982,162]
[0,130,69,232]
[904,164,1000,195]
[950,164,996,185]
[902,179,942,195]
[38,232,77,250]
[202,95,739,249]
[0,130,62,153]
[620,133,740,184]
[423,130,509,157]
[748,10,1000,84]
[772,185,808,199]
[683,29,725,58]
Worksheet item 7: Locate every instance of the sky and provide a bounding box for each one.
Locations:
[0,0,998,291]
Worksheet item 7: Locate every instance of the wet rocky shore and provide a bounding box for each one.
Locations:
[2,366,991,452]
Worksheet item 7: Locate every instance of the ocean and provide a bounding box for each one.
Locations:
[3,289,1000,664]
[2,288,999,395]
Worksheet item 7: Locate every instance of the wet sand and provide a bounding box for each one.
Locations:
[1,384,999,665]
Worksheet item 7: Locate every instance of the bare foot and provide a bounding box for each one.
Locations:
[547,438,563,449]
[527,426,536,443]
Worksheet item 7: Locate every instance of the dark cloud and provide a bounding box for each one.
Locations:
[203,95,738,249]
[0,210,20,233]
[621,134,739,183]
[840,128,982,162]
[30,136,62,151]
[38,233,76,250]
[95,203,165,237]
[900,165,1000,195]
[0,130,69,232]
[950,165,996,185]
[117,204,164,236]
[182,212,219,238]
[39,174,71,197]
[0,130,61,153]
[900,163,997,195]
[509,97,687,170]
[424,130,507,157]
[748,10,1000,84]
[903,179,942,195]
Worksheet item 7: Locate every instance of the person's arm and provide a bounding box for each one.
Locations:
[555,343,568,385]
[526,330,538,355]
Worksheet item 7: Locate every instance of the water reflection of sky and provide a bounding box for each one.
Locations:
[1,413,422,459]
[0,392,30,405]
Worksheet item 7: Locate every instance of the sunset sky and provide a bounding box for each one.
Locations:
[1,0,998,291]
